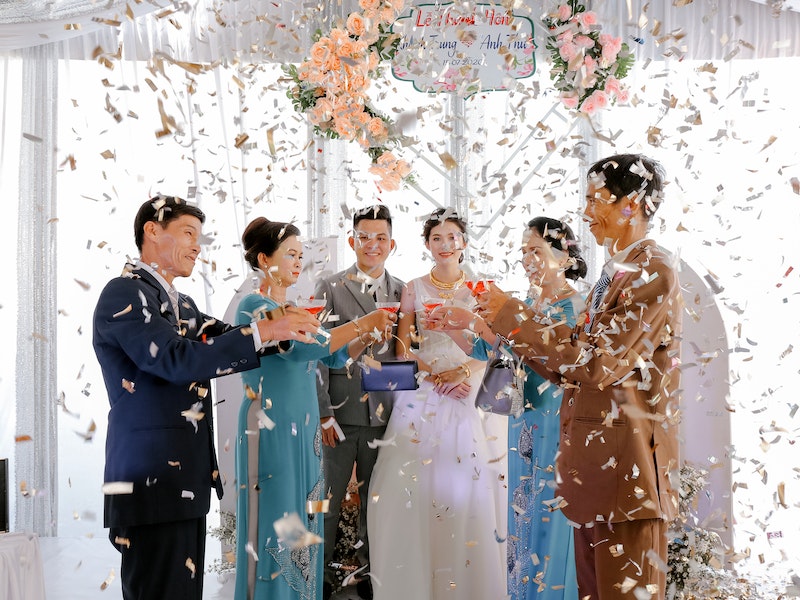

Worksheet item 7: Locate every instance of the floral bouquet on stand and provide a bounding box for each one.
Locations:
[285,0,412,191]
[543,1,634,115]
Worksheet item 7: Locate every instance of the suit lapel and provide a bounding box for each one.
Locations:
[384,268,404,302]
[133,267,180,327]
[341,266,376,315]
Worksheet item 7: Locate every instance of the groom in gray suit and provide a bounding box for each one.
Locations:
[315,205,404,600]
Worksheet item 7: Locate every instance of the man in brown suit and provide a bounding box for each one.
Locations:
[473,154,682,599]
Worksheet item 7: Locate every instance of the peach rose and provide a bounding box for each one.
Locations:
[367,116,389,142]
[359,0,379,11]
[346,12,366,37]
[310,37,334,65]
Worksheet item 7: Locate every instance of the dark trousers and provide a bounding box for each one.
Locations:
[574,517,668,600]
[110,517,207,600]
[322,423,385,584]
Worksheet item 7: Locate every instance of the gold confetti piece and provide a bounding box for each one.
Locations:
[438,152,458,171]
[100,149,115,160]
[791,177,800,194]
[22,132,43,142]
[91,17,122,27]
[74,278,90,291]
[112,304,132,318]
[121,379,135,393]
[168,461,182,468]
[75,419,97,442]
[114,536,130,548]
[306,499,330,513]
[777,481,787,508]
[100,569,116,590]
[64,23,81,30]
[266,126,277,157]
[185,557,196,577]
[102,481,134,495]
[15,435,32,443]
[234,133,249,148]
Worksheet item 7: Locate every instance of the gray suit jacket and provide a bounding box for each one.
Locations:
[314,265,405,427]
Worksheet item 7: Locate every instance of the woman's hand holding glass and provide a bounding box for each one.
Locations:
[356,308,397,344]
[426,305,476,331]
[257,306,321,344]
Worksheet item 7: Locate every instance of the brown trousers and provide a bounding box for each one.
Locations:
[574,518,668,600]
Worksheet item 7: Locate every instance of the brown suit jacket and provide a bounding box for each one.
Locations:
[491,240,682,525]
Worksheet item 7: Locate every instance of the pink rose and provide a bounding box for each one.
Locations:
[575,34,595,50]
[599,34,623,66]
[559,41,578,63]
[579,95,598,115]
[560,92,579,109]
[578,11,598,28]
[556,4,572,21]
[590,89,609,110]
[604,75,621,96]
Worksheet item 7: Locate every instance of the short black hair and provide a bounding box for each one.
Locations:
[527,216,588,281]
[134,195,205,252]
[242,217,301,270]
[353,204,393,233]
[587,154,666,219]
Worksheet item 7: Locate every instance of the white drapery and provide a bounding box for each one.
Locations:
[13,42,58,535]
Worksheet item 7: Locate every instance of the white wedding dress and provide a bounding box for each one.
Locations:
[367,277,508,600]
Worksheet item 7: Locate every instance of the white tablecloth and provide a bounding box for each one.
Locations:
[0,532,46,600]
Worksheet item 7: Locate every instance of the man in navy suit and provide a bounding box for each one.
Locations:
[93,195,320,600]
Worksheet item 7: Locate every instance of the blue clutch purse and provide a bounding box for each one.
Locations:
[361,360,419,392]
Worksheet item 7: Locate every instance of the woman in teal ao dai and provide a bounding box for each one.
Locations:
[234,217,395,600]
[506,217,586,600]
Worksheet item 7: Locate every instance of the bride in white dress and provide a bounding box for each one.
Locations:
[367,208,507,600]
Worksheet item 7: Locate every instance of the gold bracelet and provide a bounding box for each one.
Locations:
[459,363,471,379]
[353,319,372,345]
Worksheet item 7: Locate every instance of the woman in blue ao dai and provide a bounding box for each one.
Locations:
[234,217,395,600]
[506,217,586,600]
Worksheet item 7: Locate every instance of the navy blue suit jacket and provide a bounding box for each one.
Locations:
[93,266,262,528]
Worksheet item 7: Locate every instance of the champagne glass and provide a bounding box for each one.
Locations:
[375,301,401,314]
[465,279,494,294]
[296,298,326,315]
[295,298,329,341]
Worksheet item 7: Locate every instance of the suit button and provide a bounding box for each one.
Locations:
[231,361,239,367]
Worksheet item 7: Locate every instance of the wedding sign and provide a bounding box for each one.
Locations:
[391,2,535,96]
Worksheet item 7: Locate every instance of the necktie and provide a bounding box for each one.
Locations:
[585,270,611,333]
[168,287,180,320]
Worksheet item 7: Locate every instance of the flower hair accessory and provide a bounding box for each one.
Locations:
[285,0,413,191]
[543,1,634,115]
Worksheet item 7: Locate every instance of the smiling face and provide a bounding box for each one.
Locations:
[349,218,394,276]
[521,229,567,287]
[261,235,303,288]
[425,220,466,267]
[141,214,202,283]
[583,182,634,251]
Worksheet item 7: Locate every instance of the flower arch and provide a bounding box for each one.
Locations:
[286,0,635,188]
